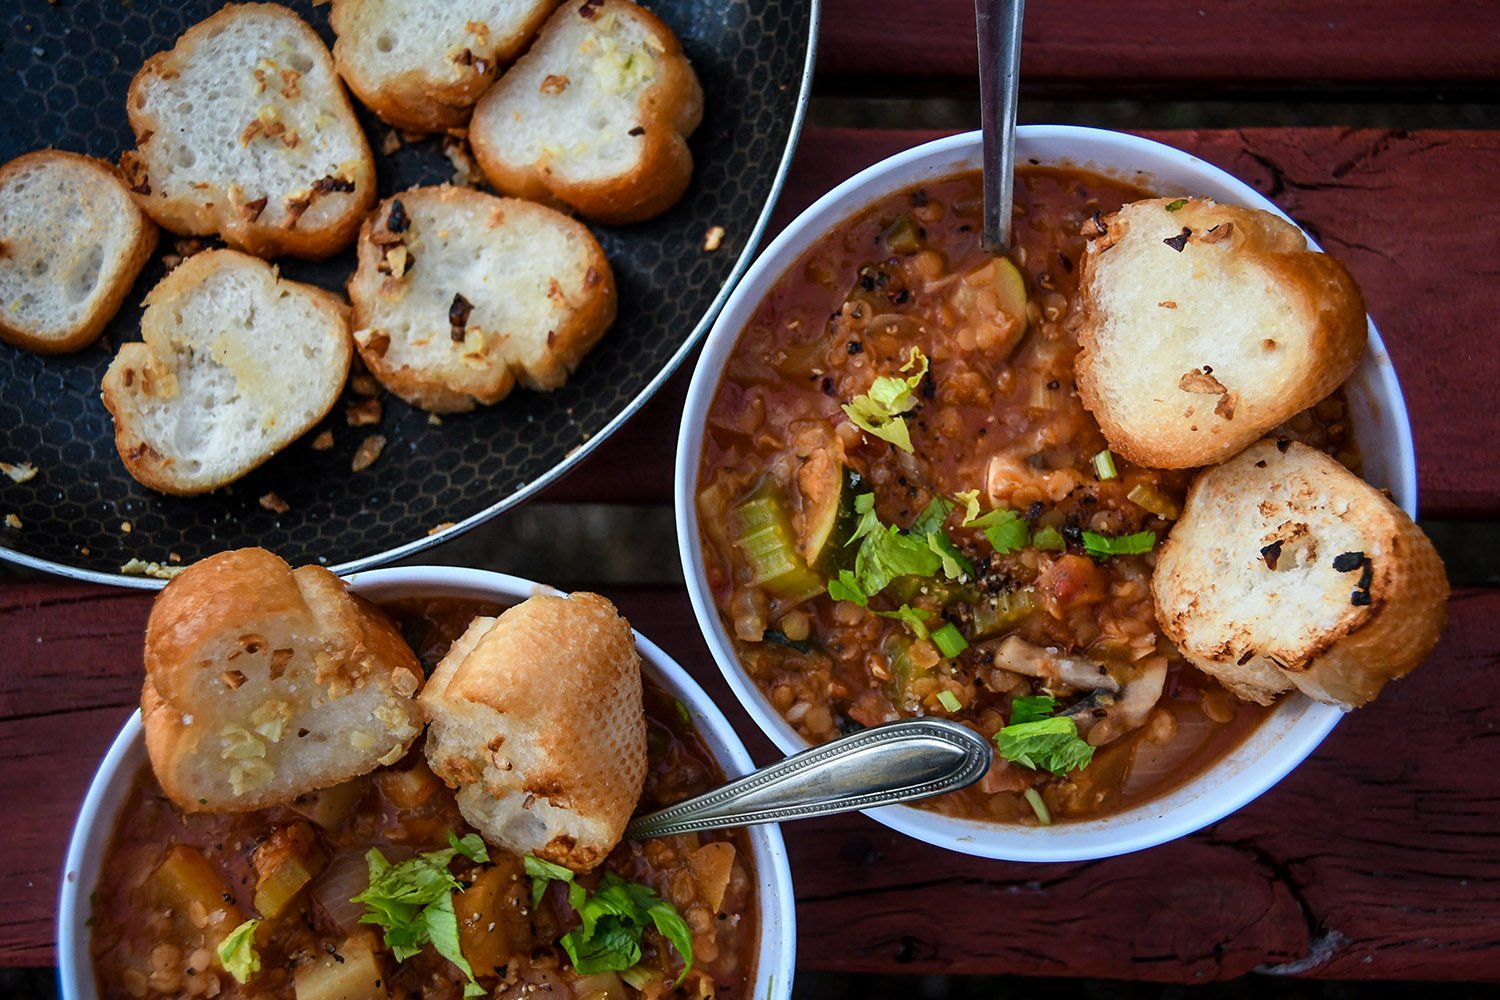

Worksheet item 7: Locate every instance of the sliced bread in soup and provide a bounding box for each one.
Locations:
[1152,438,1448,709]
[142,547,424,813]
[1073,197,1367,469]
[329,0,561,132]
[347,185,616,413]
[469,0,703,224]
[101,248,352,495]
[120,2,376,259]
[0,150,158,354]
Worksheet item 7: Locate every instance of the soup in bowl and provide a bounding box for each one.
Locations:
[676,127,1417,861]
[59,564,795,1000]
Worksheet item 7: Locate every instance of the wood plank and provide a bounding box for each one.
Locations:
[546,126,1500,520]
[816,0,1500,89]
[5,581,1499,979]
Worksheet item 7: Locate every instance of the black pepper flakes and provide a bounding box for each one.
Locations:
[449,292,473,341]
[1057,251,1073,273]
[627,126,645,136]
[1025,501,1043,522]
[1333,551,1365,572]
[1260,539,1284,570]
[910,188,929,208]
[387,198,409,233]
[820,376,834,395]
[1163,227,1192,252]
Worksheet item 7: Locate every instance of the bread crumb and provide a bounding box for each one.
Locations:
[540,74,570,94]
[169,551,182,564]
[350,374,382,397]
[427,413,443,426]
[311,429,335,451]
[346,398,383,426]
[259,492,291,514]
[703,225,726,252]
[380,129,402,156]
[442,136,484,187]
[1178,368,1227,394]
[121,520,133,533]
[353,434,387,472]
[1157,300,1177,310]
[3,513,20,529]
[1,461,37,483]
[428,521,457,536]
[120,558,184,580]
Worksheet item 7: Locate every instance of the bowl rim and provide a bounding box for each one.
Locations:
[673,125,1417,861]
[57,565,796,999]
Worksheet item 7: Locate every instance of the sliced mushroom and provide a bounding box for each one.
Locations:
[991,636,1119,694]
[1064,657,1168,747]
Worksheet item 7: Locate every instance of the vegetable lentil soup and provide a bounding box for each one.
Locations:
[90,598,757,1000]
[696,168,1357,825]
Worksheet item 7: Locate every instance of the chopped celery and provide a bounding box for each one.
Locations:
[969,587,1038,641]
[883,216,922,254]
[732,479,825,602]
[1126,482,1182,520]
[931,623,968,658]
[936,690,962,712]
[1092,449,1118,480]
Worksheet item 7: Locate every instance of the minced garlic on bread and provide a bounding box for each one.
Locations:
[468,0,703,224]
[1153,439,1448,709]
[347,185,616,413]
[0,150,158,354]
[1074,197,1367,469]
[120,3,376,259]
[329,0,560,133]
[420,592,646,872]
[101,249,352,495]
[141,548,424,813]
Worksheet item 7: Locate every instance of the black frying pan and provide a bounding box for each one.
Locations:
[0,0,815,586]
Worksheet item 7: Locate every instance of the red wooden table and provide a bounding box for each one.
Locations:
[5,0,1500,987]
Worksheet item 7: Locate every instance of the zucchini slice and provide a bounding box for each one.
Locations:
[798,458,863,576]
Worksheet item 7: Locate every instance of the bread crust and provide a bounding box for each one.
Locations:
[420,592,646,871]
[1153,439,1449,709]
[469,0,703,225]
[1074,198,1367,469]
[121,3,376,259]
[347,185,616,412]
[329,0,559,133]
[101,249,352,495]
[142,548,424,812]
[0,150,158,354]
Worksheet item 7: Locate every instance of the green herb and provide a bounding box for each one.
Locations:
[1031,525,1066,551]
[1165,198,1188,212]
[931,622,968,658]
[855,523,942,596]
[1023,787,1053,825]
[953,489,983,524]
[909,496,953,537]
[995,717,1095,776]
[353,833,489,996]
[827,569,869,605]
[983,518,1031,554]
[1092,449,1118,480]
[846,492,882,547]
[527,859,693,985]
[216,919,260,984]
[673,698,692,726]
[1081,529,1157,560]
[935,689,962,712]
[1008,694,1058,726]
[841,348,929,453]
[874,604,933,639]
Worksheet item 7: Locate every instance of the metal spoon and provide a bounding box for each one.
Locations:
[975,0,1026,252]
[624,718,993,840]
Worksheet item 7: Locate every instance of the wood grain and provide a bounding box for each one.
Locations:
[815,0,1500,89]
[6,581,1498,980]
[546,126,1500,520]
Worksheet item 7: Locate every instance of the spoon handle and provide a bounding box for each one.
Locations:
[624,718,994,840]
[976,0,1026,251]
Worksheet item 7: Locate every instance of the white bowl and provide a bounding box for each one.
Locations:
[675,126,1416,862]
[58,566,796,999]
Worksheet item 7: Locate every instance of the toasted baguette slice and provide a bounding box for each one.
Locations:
[0,151,158,354]
[469,0,703,224]
[348,186,616,413]
[330,0,560,132]
[142,548,424,813]
[1074,198,1367,469]
[1153,439,1448,709]
[101,249,352,495]
[120,3,376,259]
[420,592,646,871]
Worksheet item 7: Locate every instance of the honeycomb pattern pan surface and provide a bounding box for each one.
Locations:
[0,0,815,587]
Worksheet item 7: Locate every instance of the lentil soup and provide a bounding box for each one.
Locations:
[696,168,1356,825]
[90,598,757,1000]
